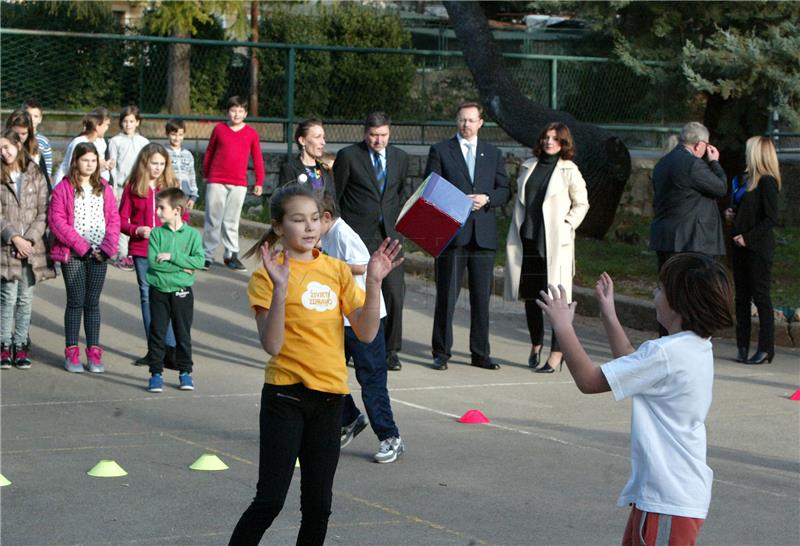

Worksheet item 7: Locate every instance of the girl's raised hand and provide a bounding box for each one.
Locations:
[595,272,616,317]
[535,284,576,331]
[260,241,289,289]
[367,238,403,283]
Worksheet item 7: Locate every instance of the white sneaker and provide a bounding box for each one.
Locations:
[341,414,368,448]
[374,436,404,464]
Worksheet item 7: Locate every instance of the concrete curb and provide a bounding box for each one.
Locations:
[189,210,795,347]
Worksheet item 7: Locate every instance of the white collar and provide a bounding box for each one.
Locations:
[457,133,478,147]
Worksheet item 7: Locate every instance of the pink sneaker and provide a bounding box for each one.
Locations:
[64,345,83,373]
[13,343,31,369]
[1,344,12,369]
[86,346,105,373]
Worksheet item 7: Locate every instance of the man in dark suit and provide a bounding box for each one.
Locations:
[650,121,727,335]
[650,121,727,267]
[426,102,510,371]
[335,112,410,371]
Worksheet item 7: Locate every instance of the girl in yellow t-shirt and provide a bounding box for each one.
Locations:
[229,185,402,546]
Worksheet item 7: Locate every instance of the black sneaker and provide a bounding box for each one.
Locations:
[224,254,247,271]
[201,260,212,271]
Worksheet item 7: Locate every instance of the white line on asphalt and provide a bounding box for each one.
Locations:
[0,392,260,407]
[390,397,576,447]
[388,397,797,501]
[390,380,574,392]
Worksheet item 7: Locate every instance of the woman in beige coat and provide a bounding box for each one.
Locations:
[1,130,55,369]
[504,123,589,372]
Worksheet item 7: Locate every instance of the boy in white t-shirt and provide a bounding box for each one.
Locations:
[537,253,733,546]
[318,192,404,464]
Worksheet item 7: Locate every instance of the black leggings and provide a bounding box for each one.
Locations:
[62,257,107,347]
[525,300,560,352]
[229,383,344,546]
[520,244,559,352]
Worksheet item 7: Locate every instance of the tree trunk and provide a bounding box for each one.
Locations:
[249,0,259,116]
[443,1,630,239]
[166,32,191,115]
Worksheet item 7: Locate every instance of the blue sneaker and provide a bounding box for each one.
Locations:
[147,373,163,393]
[179,372,194,391]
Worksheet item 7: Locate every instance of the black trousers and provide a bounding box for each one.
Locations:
[229,383,344,546]
[732,247,774,353]
[432,242,495,362]
[147,286,193,374]
[365,228,405,358]
[519,240,560,352]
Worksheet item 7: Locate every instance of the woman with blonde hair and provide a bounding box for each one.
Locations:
[118,143,182,366]
[726,136,781,364]
[504,122,589,372]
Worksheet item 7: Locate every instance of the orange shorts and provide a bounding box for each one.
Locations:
[621,505,705,546]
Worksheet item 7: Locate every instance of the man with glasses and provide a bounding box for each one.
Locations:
[425,102,510,371]
[650,121,727,332]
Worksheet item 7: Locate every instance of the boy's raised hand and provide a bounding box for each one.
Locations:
[536,284,577,331]
[367,238,404,283]
[260,241,289,289]
[595,272,616,318]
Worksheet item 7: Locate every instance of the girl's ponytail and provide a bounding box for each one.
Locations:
[242,228,280,260]
[80,107,110,136]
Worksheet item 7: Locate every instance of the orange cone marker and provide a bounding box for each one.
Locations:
[458,409,491,424]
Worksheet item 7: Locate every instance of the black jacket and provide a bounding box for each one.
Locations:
[732,175,780,263]
[650,146,727,256]
[278,156,335,198]
[334,142,411,248]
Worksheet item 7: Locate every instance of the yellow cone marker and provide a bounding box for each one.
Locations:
[87,460,127,478]
[0,473,11,486]
[189,453,229,471]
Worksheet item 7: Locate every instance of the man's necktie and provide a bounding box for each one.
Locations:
[465,142,475,183]
[372,151,386,193]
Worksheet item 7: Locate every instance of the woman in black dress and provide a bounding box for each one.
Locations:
[726,136,781,364]
[278,118,335,198]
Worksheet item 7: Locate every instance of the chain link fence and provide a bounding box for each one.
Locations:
[1,28,699,149]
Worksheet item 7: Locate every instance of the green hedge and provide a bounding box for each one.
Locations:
[259,4,416,119]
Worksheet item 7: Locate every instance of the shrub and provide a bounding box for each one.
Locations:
[258,7,332,118]
[138,14,231,114]
[320,4,416,119]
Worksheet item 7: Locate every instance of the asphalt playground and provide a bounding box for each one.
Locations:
[1,232,798,545]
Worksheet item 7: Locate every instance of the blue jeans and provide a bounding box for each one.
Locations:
[1,265,35,346]
[133,256,175,348]
[341,320,400,441]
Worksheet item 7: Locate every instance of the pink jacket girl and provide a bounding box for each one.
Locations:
[48,142,120,374]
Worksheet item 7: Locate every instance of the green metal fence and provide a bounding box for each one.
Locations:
[0,28,731,150]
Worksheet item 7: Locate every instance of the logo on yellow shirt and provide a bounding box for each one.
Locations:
[302,281,337,312]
